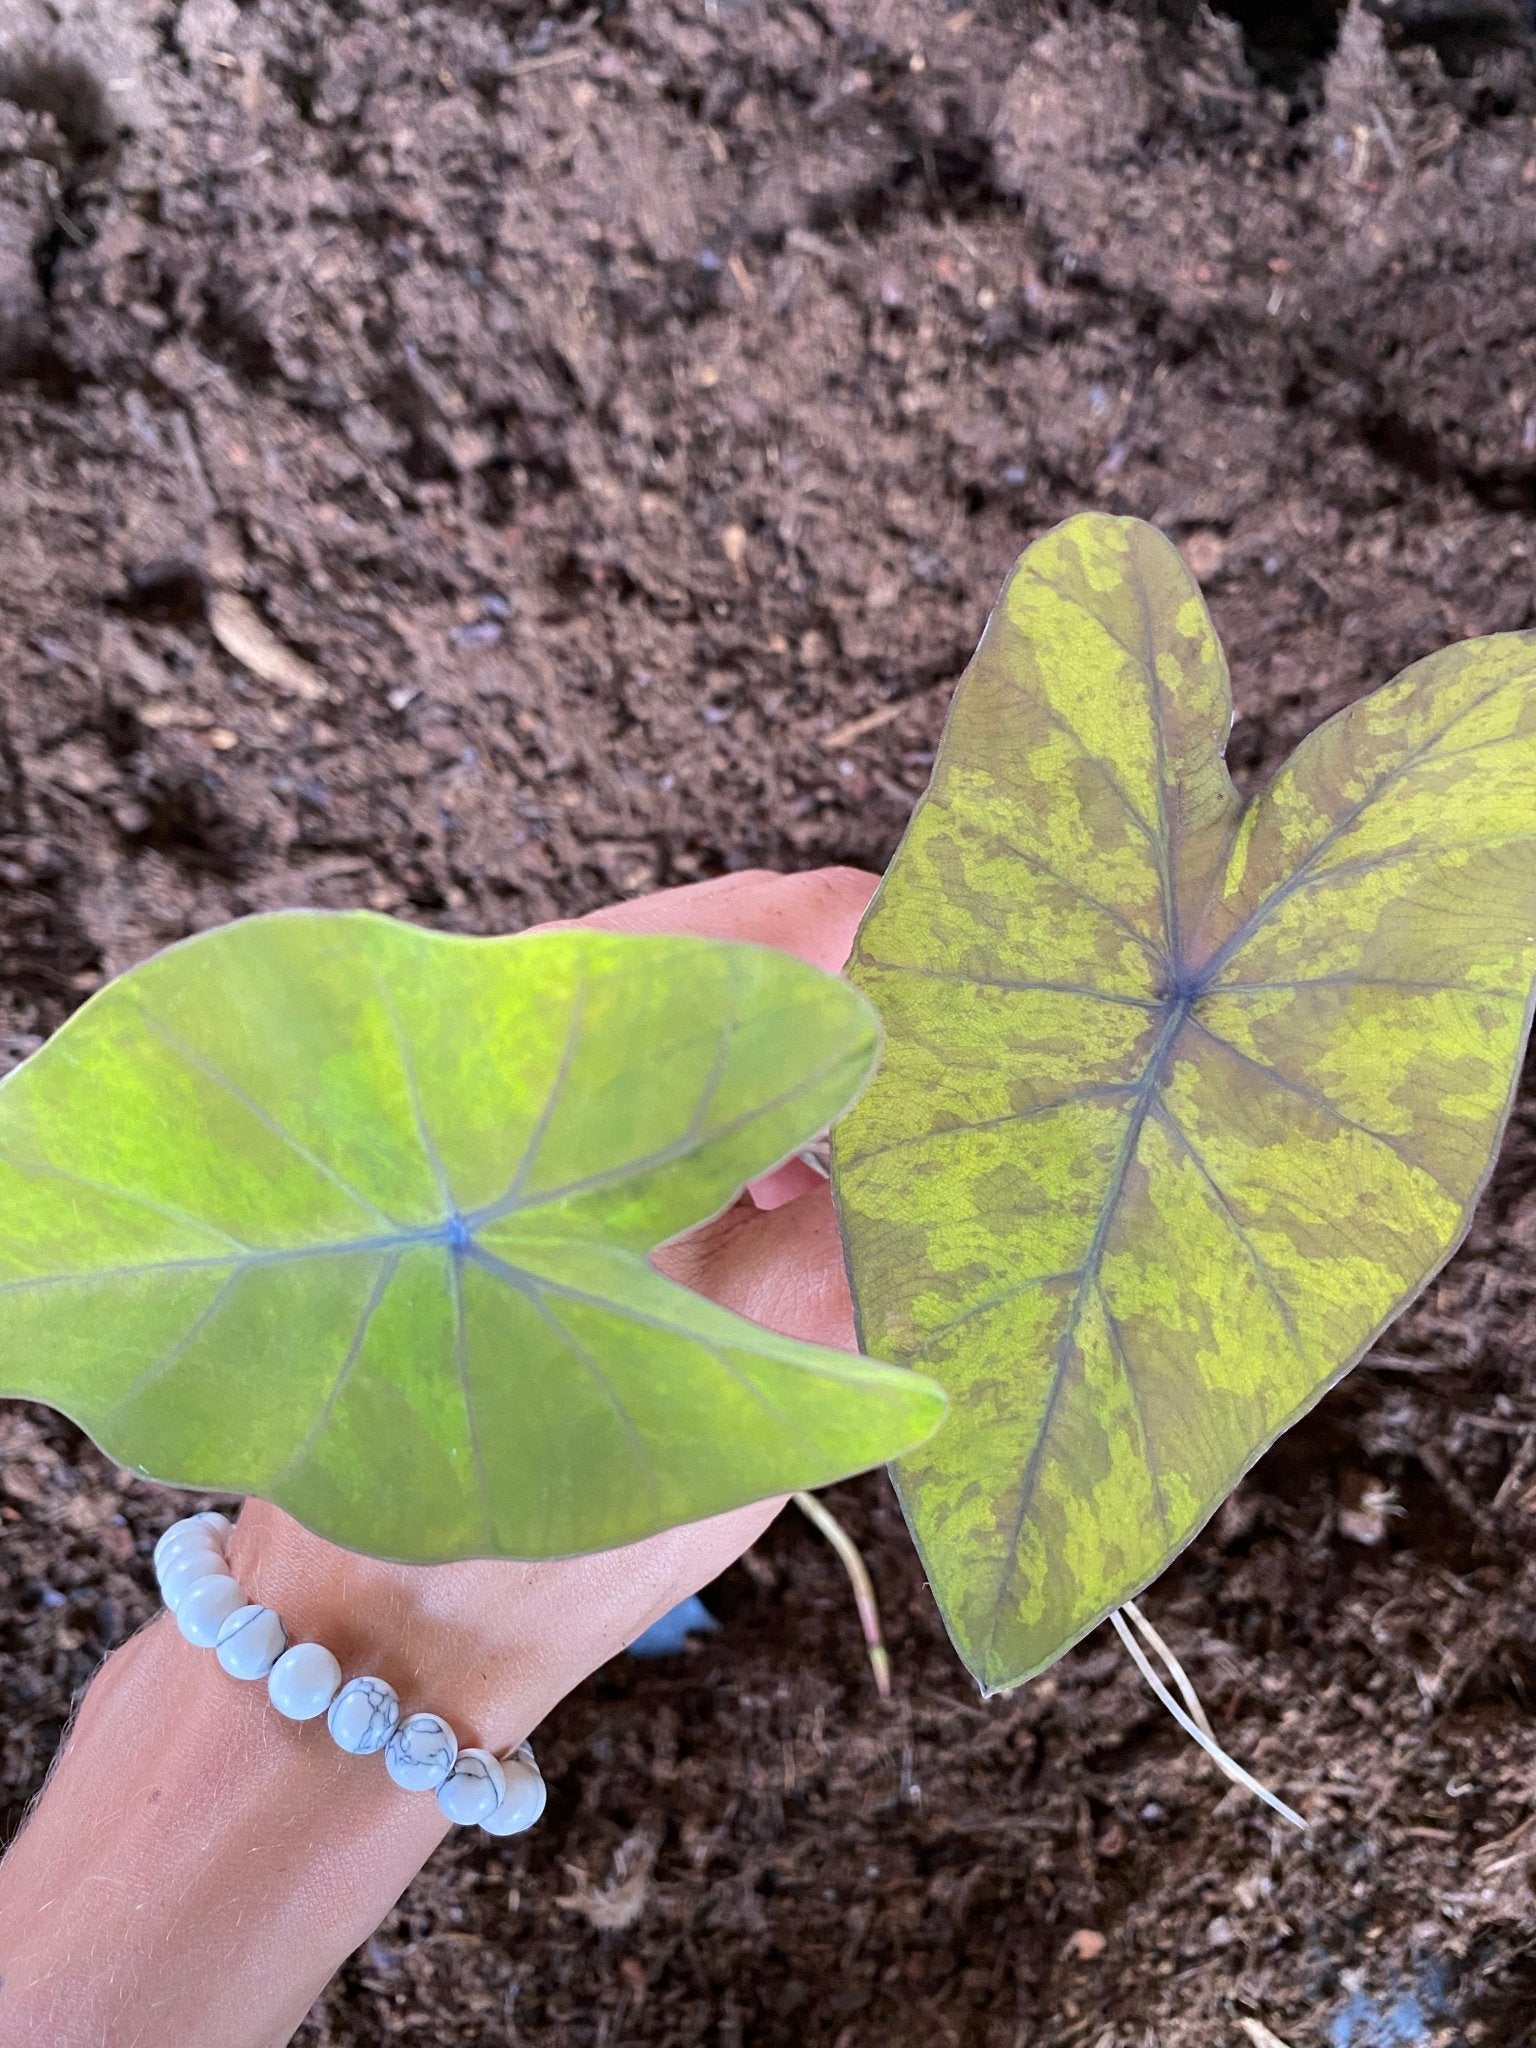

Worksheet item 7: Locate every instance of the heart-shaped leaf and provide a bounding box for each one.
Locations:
[833,515,1536,1694]
[0,911,945,1561]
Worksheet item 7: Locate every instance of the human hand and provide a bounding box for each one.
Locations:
[0,866,881,2048]
[227,863,881,1751]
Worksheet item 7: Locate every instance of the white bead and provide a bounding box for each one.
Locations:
[176,1573,246,1646]
[385,1712,457,1792]
[214,1604,287,1681]
[158,1544,231,1612]
[155,1530,218,1582]
[327,1676,400,1756]
[437,1748,506,1827]
[153,1512,231,1573]
[481,1751,546,1836]
[152,1524,193,1573]
[267,1643,342,1721]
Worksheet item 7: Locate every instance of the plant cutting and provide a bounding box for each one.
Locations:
[832,513,1536,1697]
[0,513,1531,1732]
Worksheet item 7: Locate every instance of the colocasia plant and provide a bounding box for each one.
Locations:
[1,515,1532,1705]
[833,515,1536,1693]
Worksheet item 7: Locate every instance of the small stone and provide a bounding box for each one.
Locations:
[385,1712,458,1792]
[437,1747,507,1826]
[1337,1470,1394,1547]
[176,1574,247,1647]
[328,1676,401,1757]
[1177,529,1227,582]
[1067,1928,1107,1962]
[215,1604,287,1681]
[481,1749,546,1836]
[267,1643,342,1721]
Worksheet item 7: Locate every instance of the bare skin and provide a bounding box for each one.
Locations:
[0,865,879,2048]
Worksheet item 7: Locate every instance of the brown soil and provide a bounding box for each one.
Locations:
[3,1,1536,2042]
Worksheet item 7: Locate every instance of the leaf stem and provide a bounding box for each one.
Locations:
[793,1490,891,1701]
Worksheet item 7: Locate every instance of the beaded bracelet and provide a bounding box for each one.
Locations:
[153,1512,546,1838]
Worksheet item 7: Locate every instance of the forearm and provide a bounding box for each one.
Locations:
[0,1497,779,2048]
[0,1613,458,2048]
[0,1527,586,2048]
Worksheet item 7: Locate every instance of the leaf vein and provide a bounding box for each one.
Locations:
[979,1003,1187,1669]
[99,1268,247,1420]
[854,958,1159,1009]
[0,1152,250,1251]
[448,1251,494,1551]
[1016,565,1172,859]
[0,1230,428,1298]
[467,1244,831,1465]
[914,1269,1085,1352]
[370,965,454,1213]
[1096,1286,1172,1542]
[131,1005,403,1231]
[1203,675,1533,977]
[838,1084,1140,1170]
[958,826,1168,971]
[469,1045,858,1227]
[268,1253,402,1491]
[1126,543,1181,967]
[1185,1013,1462,1202]
[496,965,587,1212]
[504,1271,663,1519]
[1150,1098,1305,1357]
[1213,974,1529,999]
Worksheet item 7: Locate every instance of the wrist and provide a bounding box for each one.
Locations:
[227,1491,786,1755]
[228,1505,616,1755]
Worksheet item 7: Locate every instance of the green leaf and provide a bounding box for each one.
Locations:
[0,910,945,1561]
[832,513,1536,1694]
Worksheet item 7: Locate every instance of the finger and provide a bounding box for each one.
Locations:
[557,866,879,973]
[580,869,870,1215]
[655,1180,856,1354]
[748,1153,826,1211]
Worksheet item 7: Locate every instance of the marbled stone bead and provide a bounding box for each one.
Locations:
[176,1573,247,1647]
[385,1712,458,1792]
[481,1749,546,1836]
[327,1676,401,1757]
[437,1748,506,1827]
[267,1642,342,1721]
[158,1543,232,1612]
[214,1604,287,1681]
[153,1512,231,1574]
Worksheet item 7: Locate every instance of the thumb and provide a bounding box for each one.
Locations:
[654,1180,856,1353]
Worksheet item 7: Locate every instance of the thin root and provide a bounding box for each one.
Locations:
[1111,1603,1306,1832]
